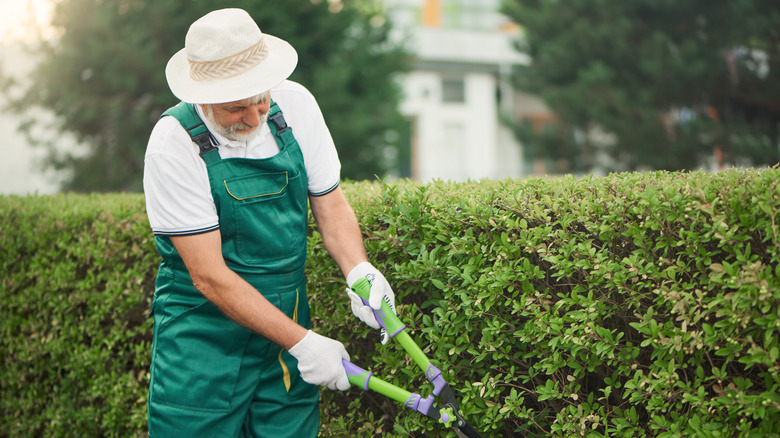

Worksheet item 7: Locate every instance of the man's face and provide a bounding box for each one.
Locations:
[201,93,271,143]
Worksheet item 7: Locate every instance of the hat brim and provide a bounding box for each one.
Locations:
[165,34,298,104]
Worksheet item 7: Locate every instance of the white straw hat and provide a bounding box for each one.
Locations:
[165,8,298,104]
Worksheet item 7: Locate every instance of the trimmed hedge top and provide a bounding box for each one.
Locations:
[2,168,779,437]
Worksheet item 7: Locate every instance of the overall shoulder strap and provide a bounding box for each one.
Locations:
[267,100,296,150]
[161,102,220,161]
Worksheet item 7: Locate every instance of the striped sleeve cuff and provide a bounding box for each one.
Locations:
[309,181,340,197]
[153,224,220,237]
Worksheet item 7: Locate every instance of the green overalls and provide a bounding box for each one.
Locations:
[147,102,319,437]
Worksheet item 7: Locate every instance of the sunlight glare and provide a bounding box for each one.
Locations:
[0,0,55,42]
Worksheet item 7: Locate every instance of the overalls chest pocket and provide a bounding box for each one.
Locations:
[223,170,307,264]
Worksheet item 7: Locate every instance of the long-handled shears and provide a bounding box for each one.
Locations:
[343,278,484,438]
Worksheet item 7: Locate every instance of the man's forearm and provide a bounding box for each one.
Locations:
[171,232,307,350]
[310,188,369,277]
[193,269,308,349]
[319,213,368,277]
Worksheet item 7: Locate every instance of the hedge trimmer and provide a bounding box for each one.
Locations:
[343,278,484,438]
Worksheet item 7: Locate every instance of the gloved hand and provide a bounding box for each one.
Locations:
[346,262,396,344]
[288,330,350,391]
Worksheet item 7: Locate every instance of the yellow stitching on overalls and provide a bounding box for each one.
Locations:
[278,289,300,392]
[224,172,289,200]
[292,289,299,323]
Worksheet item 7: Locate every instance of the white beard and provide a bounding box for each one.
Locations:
[204,110,268,144]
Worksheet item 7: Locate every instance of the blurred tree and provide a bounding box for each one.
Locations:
[4,0,408,191]
[502,0,780,172]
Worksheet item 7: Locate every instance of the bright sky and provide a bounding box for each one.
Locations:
[0,0,55,42]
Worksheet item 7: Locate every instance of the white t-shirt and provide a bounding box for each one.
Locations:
[143,80,341,236]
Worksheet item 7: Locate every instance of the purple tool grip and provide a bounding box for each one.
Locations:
[389,326,405,338]
[425,364,447,396]
[360,297,388,330]
[360,297,406,338]
[342,360,373,390]
[405,393,435,415]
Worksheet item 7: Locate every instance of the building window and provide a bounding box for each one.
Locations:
[441,0,504,30]
[442,77,465,103]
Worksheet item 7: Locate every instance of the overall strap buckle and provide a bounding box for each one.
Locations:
[189,126,217,156]
[267,101,295,150]
[161,102,220,160]
[268,111,290,135]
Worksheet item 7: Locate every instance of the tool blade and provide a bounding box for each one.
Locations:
[454,420,484,438]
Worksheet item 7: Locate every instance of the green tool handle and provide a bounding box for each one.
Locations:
[350,277,437,380]
[343,359,452,426]
[343,359,411,403]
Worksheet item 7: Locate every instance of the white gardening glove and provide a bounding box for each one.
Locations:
[288,330,350,391]
[346,262,396,344]
[346,289,381,329]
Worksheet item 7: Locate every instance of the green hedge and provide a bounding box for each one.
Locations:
[2,169,779,437]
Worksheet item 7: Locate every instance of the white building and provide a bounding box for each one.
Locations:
[386,0,552,181]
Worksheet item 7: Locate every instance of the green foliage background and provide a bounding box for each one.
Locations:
[4,0,407,191]
[503,0,780,172]
[2,169,779,437]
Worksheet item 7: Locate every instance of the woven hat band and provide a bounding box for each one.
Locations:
[188,39,269,82]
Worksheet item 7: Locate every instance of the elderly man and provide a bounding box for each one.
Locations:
[143,8,395,437]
